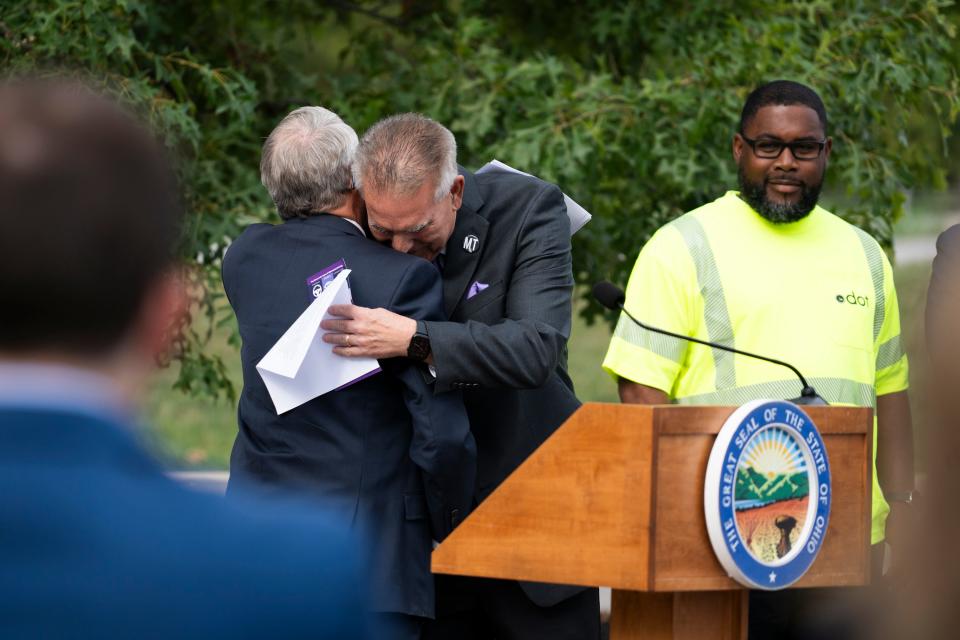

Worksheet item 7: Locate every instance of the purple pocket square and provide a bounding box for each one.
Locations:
[467,281,489,300]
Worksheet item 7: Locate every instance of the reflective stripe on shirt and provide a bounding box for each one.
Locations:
[610,314,686,363]
[672,214,737,390]
[675,376,876,408]
[852,225,885,343]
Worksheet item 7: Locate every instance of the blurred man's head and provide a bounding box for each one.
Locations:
[0,78,184,388]
[733,80,832,223]
[260,106,360,220]
[353,113,463,260]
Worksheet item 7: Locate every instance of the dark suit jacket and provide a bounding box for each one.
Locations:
[223,214,476,618]
[426,168,582,606]
[0,406,368,639]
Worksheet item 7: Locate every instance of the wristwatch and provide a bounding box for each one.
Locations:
[886,490,915,505]
[407,320,431,361]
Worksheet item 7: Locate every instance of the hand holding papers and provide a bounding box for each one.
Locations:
[257,269,380,414]
[476,159,592,235]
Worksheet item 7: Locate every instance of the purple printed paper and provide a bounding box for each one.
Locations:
[333,366,383,392]
[307,258,347,299]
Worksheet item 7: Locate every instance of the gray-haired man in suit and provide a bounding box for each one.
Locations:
[224,107,476,640]
[322,113,600,640]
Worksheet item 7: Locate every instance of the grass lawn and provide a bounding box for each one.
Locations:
[143,265,934,471]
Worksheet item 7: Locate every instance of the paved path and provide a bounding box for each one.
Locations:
[895,235,938,265]
[170,470,228,494]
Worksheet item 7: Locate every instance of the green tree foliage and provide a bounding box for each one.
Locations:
[2,0,957,398]
[1,0,269,399]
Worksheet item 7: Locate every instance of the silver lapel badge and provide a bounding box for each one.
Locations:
[463,234,479,253]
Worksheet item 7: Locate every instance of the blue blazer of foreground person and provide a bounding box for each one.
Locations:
[222,107,476,634]
[0,79,369,639]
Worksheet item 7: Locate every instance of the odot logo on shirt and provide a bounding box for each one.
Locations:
[835,291,869,307]
[704,399,831,590]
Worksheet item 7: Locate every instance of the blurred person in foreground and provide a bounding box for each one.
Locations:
[321,114,600,640]
[222,107,475,639]
[0,79,368,639]
[865,223,960,640]
[602,80,914,639]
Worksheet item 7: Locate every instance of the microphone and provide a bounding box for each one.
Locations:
[593,281,826,405]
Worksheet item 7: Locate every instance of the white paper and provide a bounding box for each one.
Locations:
[476,159,592,235]
[256,269,380,414]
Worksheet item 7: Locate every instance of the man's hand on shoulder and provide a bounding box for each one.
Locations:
[321,304,417,359]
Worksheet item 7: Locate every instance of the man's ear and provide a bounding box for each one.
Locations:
[450,175,465,211]
[732,132,745,163]
[823,136,833,164]
[135,269,189,364]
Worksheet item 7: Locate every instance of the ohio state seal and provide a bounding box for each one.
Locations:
[704,399,831,590]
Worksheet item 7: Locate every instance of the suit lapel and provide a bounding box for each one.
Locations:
[443,209,488,318]
[443,169,488,317]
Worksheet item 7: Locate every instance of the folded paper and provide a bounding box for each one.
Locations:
[476,159,592,235]
[257,269,380,414]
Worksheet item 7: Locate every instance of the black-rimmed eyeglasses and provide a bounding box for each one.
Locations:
[741,135,827,160]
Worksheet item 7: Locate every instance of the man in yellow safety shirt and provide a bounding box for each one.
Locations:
[602,80,914,639]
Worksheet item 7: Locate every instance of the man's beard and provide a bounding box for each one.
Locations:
[737,165,823,224]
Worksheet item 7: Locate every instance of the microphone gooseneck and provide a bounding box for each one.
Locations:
[592,281,826,405]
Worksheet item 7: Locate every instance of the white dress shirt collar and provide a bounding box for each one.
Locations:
[341,217,366,237]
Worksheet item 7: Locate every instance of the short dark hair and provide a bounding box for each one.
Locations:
[0,78,182,355]
[739,80,828,135]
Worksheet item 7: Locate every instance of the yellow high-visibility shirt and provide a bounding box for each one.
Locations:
[602,191,909,544]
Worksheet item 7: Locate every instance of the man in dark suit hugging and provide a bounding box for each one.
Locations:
[223,106,476,639]
[322,113,600,640]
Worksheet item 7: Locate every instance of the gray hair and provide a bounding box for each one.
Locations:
[353,113,457,202]
[260,106,358,219]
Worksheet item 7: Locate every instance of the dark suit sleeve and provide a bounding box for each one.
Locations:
[384,259,477,540]
[427,184,574,392]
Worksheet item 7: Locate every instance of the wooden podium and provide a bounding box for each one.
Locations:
[431,403,873,640]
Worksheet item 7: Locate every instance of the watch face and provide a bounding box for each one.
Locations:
[408,334,430,361]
